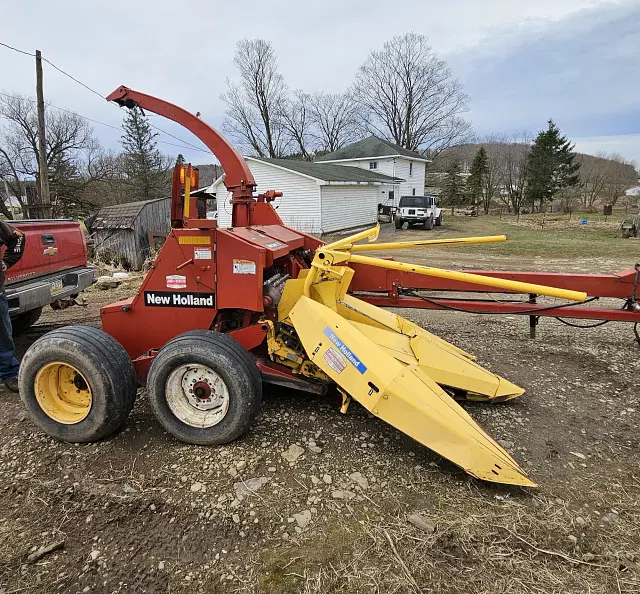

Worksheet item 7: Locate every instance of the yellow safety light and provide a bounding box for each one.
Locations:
[179,167,185,184]
[183,167,191,219]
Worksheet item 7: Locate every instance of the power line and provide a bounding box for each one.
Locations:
[0,91,213,155]
[44,61,215,155]
[155,138,212,153]
[1,39,105,98]
[147,121,211,154]
[41,57,106,101]
[0,41,34,57]
[1,39,214,155]
[0,90,121,130]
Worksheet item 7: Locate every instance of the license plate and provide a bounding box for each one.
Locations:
[50,279,63,294]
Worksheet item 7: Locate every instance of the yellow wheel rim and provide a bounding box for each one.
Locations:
[35,362,92,424]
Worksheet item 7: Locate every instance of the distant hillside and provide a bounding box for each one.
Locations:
[194,164,223,187]
[430,142,638,175]
[427,141,639,212]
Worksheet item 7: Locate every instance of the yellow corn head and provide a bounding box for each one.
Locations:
[270,225,587,487]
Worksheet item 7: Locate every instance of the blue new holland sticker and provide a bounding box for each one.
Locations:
[323,327,368,374]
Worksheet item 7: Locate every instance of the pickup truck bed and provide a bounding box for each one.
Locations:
[4,219,95,333]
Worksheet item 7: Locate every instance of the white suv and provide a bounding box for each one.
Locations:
[395,195,442,230]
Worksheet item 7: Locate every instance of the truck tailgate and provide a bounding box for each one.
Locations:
[6,220,88,286]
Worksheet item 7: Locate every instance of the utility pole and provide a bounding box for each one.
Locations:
[35,50,51,214]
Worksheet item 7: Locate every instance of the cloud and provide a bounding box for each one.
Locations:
[1,0,638,163]
[452,1,640,147]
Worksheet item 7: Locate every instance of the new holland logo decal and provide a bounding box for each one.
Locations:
[322,327,367,374]
[144,291,215,308]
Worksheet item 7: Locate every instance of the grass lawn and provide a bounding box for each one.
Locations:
[433,213,636,259]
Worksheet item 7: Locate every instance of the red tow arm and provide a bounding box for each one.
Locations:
[351,264,640,324]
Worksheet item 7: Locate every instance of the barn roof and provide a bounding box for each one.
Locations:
[248,157,404,183]
[315,136,429,162]
[90,198,168,230]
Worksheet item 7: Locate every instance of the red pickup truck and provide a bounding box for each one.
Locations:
[4,220,95,334]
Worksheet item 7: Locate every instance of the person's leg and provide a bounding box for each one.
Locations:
[0,292,20,381]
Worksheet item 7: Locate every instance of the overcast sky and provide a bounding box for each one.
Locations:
[1,0,639,164]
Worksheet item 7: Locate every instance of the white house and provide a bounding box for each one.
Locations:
[211,156,403,234]
[1,181,25,217]
[315,136,430,202]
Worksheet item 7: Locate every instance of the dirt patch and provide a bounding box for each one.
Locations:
[1,238,639,593]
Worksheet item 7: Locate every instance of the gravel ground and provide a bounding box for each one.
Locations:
[1,228,638,593]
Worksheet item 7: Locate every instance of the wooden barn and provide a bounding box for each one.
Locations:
[89,198,171,270]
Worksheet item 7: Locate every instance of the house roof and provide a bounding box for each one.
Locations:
[248,156,403,183]
[315,136,428,162]
[90,198,168,230]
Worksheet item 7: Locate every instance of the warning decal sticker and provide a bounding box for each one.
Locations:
[323,348,347,374]
[194,248,212,260]
[233,259,257,275]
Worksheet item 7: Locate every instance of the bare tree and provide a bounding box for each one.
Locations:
[601,153,638,207]
[479,137,507,214]
[0,93,43,216]
[576,153,608,211]
[308,92,361,153]
[575,152,637,211]
[221,39,289,158]
[353,33,471,154]
[482,153,503,214]
[281,90,313,160]
[0,93,96,217]
[494,133,531,215]
[0,144,24,218]
[556,187,581,217]
[620,190,640,214]
[49,140,126,216]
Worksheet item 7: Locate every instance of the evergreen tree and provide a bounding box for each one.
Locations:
[175,153,185,166]
[525,120,580,211]
[48,153,93,218]
[121,108,169,200]
[467,146,488,207]
[443,161,466,214]
[48,154,79,216]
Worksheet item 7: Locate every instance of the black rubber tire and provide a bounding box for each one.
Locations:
[18,325,137,443]
[11,307,43,336]
[146,330,262,446]
[423,216,434,230]
[435,212,443,226]
[395,218,404,229]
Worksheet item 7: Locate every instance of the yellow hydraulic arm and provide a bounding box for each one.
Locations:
[316,225,587,302]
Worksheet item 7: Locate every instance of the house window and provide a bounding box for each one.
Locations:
[412,188,416,196]
[409,162,413,176]
[369,161,377,170]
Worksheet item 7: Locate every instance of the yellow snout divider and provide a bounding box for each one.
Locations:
[279,225,588,486]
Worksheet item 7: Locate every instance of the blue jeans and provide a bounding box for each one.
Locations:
[0,292,19,380]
